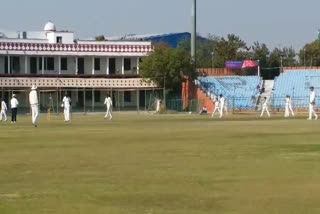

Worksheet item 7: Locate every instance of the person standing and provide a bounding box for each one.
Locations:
[219,94,225,118]
[29,85,39,127]
[211,97,220,118]
[0,98,7,122]
[260,97,270,118]
[308,86,318,120]
[62,94,71,122]
[284,95,295,117]
[104,95,113,120]
[10,94,19,123]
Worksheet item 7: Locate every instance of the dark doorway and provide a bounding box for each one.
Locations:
[30,57,37,74]
[4,56,8,74]
[109,58,116,75]
[78,58,84,75]
[139,90,145,108]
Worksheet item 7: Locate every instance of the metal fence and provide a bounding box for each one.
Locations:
[0,88,164,114]
[166,96,317,113]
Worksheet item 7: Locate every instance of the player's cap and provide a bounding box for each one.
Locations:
[12,94,16,97]
[310,86,314,90]
[31,85,37,90]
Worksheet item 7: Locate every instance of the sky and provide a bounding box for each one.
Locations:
[0,0,319,50]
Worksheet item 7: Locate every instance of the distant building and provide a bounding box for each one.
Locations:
[0,22,161,112]
[105,32,205,48]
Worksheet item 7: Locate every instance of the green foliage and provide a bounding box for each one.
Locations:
[299,40,320,66]
[139,44,195,91]
[95,35,105,41]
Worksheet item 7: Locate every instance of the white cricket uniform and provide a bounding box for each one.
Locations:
[29,90,39,125]
[219,97,225,118]
[156,99,161,113]
[309,91,318,120]
[11,98,19,108]
[285,97,295,117]
[212,100,220,117]
[62,96,71,121]
[260,98,270,117]
[0,101,7,121]
[104,97,113,120]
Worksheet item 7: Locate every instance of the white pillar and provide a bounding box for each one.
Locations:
[42,56,45,74]
[137,57,140,75]
[58,56,61,75]
[92,57,95,75]
[106,57,109,75]
[25,55,28,74]
[75,57,78,75]
[121,57,124,75]
[7,56,10,74]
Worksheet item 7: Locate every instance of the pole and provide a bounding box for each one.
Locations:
[191,0,197,68]
[304,48,306,67]
[136,89,140,113]
[83,88,86,114]
[163,76,166,103]
[280,56,283,73]
[257,60,260,77]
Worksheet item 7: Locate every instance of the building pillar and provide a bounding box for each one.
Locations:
[92,57,95,75]
[75,57,78,75]
[42,56,45,75]
[58,56,61,75]
[7,55,10,74]
[24,55,28,74]
[137,57,140,75]
[106,57,109,75]
[121,57,124,75]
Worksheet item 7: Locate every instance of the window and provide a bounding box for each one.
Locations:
[39,57,54,71]
[61,58,68,70]
[56,36,62,44]
[124,91,131,102]
[94,58,100,71]
[124,58,131,71]
[47,57,54,70]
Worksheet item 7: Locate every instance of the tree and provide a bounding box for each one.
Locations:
[95,35,105,41]
[299,40,320,66]
[139,44,195,91]
[211,34,248,68]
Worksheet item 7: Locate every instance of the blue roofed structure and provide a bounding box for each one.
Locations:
[104,32,206,48]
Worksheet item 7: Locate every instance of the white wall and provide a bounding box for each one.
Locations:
[47,32,74,44]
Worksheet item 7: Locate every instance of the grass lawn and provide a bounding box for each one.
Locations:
[0,113,320,214]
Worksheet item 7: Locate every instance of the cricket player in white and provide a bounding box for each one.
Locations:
[260,97,270,117]
[0,98,7,121]
[219,94,225,118]
[29,85,39,127]
[62,95,71,122]
[211,97,220,117]
[104,95,113,120]
[284,95,295,117]
[308,87,318,120]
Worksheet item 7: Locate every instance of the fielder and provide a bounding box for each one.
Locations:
[308,86,318,120]
[0,98,7,122]
[29,85,39,127]
[211,97,220,118]
[219,94,225,118]
[260,97,270,118]
[284,95,295,117]
[62,94,71,122]
[104,95,113,120]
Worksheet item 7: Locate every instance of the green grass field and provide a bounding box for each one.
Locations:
[1,113,320,214]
